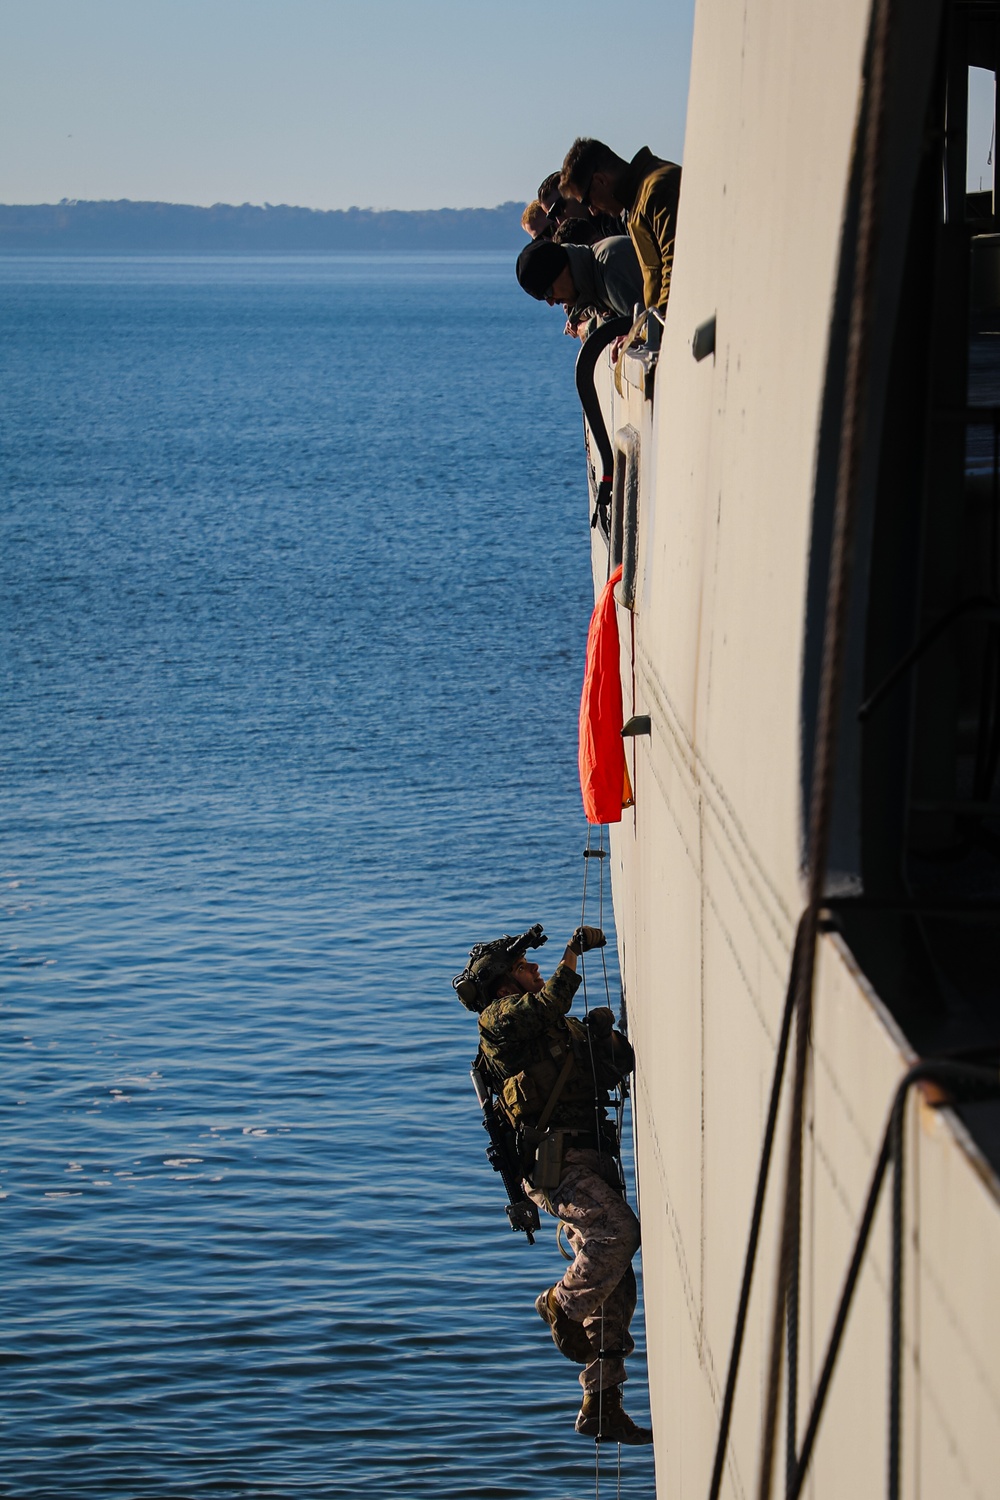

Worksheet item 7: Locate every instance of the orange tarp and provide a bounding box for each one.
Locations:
[578,563,634,825]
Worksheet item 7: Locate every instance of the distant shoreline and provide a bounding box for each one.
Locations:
[0,200,525,253]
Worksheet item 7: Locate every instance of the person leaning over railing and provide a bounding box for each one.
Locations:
[551,215,608,248]
[538,169,623,242]
[559,138,681,315]
[515,235,643,336]
[521,199,552,240]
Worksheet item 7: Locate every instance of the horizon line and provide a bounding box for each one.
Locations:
[0,198,524,214]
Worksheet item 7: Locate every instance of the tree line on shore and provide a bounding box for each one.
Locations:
[0,199,525,252]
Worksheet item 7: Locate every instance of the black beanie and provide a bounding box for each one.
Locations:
[516,239,569,299]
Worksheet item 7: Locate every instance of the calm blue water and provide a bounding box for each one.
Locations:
[0,254,652,1498]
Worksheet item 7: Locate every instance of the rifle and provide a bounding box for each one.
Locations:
[470,1057,540,1244]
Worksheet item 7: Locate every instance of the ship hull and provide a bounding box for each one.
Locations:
[584,0,1000,1492]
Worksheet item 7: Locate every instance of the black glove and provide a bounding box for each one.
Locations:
[584,1006,615,1037]
[569,925,606,955]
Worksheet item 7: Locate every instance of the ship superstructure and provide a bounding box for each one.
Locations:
[581,1,1000,1494]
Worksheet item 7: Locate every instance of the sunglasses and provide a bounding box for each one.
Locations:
[580,176,595,211]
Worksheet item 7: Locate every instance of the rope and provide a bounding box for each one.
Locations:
[598,823,612,1010]
[707,917,805,1500]
[581,823,606,1488]
[579,821,631,1481]
[581,825,592,1016]
[888,1085,904,1500]
[786,1061,1000,1499]
[757,0,894,1492]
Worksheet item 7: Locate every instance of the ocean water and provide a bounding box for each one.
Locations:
[0,254,653,1499]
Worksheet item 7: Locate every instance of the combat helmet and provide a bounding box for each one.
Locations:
[452,923,547,1012]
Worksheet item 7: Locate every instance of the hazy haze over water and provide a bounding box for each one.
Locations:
[0,254,653,1498]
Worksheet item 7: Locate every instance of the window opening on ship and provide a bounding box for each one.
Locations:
[803,1,1000,1171]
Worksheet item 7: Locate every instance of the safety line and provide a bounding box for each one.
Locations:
[580,821,636,1488]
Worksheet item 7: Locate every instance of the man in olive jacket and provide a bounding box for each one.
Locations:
[560,138,682,314]
[454,924,652,1445]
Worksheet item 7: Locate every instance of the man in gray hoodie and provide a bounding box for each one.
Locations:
[515,235,642,324]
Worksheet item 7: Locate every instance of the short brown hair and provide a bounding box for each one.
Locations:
[521,199,548,235]
[537,171,561,203]
[552,216,604,246]
[559,137,621,196]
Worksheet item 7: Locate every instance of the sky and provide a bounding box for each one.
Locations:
[0,0,697,210]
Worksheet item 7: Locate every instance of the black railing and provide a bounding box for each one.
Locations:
[574,315,631,533]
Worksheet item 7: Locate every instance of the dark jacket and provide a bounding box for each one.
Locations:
[563,235,643,321]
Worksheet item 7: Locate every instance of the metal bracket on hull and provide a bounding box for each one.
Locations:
[621,716,651,737]
[692,314,716,361]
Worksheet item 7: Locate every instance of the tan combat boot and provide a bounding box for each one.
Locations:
[574,1384,653,1445]
[534,1284,591,1364]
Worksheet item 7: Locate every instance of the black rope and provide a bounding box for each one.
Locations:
[887,1086,904,1500]
[757,0,895,1491]
[706,915,805,1500]
[787,1128,892,1498]
[786,1060,1000,1500]
[784,1239,799,1499]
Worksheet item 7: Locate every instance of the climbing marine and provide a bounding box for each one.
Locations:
[453,922,653,1445]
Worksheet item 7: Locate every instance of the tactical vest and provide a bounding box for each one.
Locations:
[478,1009,622,1135]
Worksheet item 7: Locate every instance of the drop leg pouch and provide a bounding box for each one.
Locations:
[531,1127,565,1192]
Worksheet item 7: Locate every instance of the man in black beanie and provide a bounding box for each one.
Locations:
[515,235,642,323]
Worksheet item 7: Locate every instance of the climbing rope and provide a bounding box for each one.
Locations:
[580,823,595,1015]
[593,1438,624,1500]
[580,823,631,1499]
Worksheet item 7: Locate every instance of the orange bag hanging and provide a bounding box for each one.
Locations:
[578,563,634,824]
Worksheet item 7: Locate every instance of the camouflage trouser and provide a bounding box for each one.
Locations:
[527,1146,640,1393]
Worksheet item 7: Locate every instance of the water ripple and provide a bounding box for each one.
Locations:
[0,255,653,1498]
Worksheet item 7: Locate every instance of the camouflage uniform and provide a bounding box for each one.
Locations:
[478,962,640,1394]
[526,1148,639,1392]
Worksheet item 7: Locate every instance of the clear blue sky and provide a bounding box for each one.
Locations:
[0,0,696,210]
